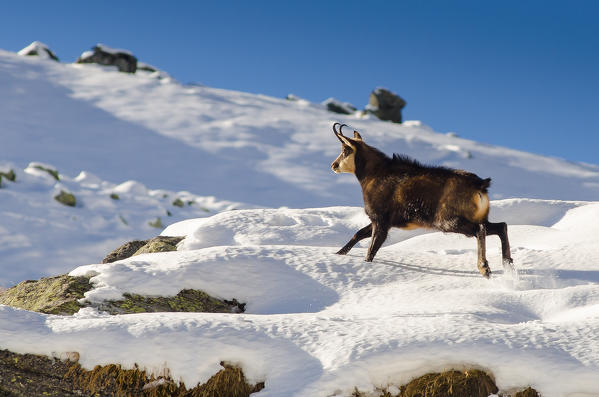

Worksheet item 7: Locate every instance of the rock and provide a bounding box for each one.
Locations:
[26,162,59,180]
[0,169,16,182]
[133,236,183,256]
[76,44,137,73]
[172,198,185,207]
[148,217,164,228]
[102,236,184,263]
[366,87,406,123]
[96,289,245,315]
[0,275,92,315]
[515,387,541,397]
[322,97,357,115]
[54,190,76,207]
[17,41,59,61]
[102,240,148,263]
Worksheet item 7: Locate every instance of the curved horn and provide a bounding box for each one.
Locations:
[338,124,349,135]
[332,122,342,136]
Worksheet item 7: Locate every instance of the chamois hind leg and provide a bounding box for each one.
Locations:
[476,223,491,278]
[337,223,372,255]
[485,221,515,271]
[365,222,389,262]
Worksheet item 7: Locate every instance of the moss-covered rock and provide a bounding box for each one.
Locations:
[149,217,164,228]
[172,198,185,207]
[0,349,264,397]
[0,272,244,315]
[0,169,16,182]
[32,164,60,180]
[97,289,245,315]
[102,236,184,263]
[133,237,181,256]
[0,275,92,315]
[54,190,76,207]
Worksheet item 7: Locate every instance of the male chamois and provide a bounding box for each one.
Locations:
[331,123,513,278]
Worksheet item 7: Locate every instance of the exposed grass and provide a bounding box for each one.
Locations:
[0,349,264,397]
[352,369,540,397]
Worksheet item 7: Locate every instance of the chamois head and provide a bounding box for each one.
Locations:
[331,123,363,174]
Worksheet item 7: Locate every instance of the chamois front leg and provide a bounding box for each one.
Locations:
[366,222,389,262]
[337,223,372,255]
[476,223,491,278]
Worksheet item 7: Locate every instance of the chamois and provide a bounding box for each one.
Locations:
[331,122,513,278]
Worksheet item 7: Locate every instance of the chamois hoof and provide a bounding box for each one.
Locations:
[478,261,491,279]
[336,248,349,255]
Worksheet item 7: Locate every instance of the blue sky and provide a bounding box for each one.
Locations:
[2,0,598,164]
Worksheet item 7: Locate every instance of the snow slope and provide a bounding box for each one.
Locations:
[0,202,597,397]
[2,48,599,396]
[2,48,599,210]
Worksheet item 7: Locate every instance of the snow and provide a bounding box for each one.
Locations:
[1,48,599,396]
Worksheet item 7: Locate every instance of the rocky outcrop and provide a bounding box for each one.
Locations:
[0,236,245,315]
[322,97,357,115]
[17,41,59,61]
[76,44,137,73]
[366,87,406,123]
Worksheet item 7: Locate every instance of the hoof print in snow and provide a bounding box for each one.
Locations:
[0,350,264,396]
[102,236,184,263]
[54,190,77,207]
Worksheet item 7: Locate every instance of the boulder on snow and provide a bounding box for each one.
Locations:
[76,44,137,73]
[17,41,59,61]
[54,190,76,207]
[101,236,184,263]
[0,275,91,315]
[366,87,406,123]
[322,97,357,115]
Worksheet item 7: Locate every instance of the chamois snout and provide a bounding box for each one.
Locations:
[331,160,340,173]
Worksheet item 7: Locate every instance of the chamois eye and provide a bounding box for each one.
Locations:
[343,146,352,156]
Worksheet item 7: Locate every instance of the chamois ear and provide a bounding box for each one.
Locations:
[353,131,363,141]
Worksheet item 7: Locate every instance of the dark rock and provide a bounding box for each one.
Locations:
[0,169,16,182]
[17,41,59,61]
[102,240,148,263]
[54,190,76,207]
[322,98,357,115]
[76,44,137,73]
[367,87,406,123]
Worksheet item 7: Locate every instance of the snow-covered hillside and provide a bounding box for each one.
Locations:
[2,48,599,209]
[2,48,599,396]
